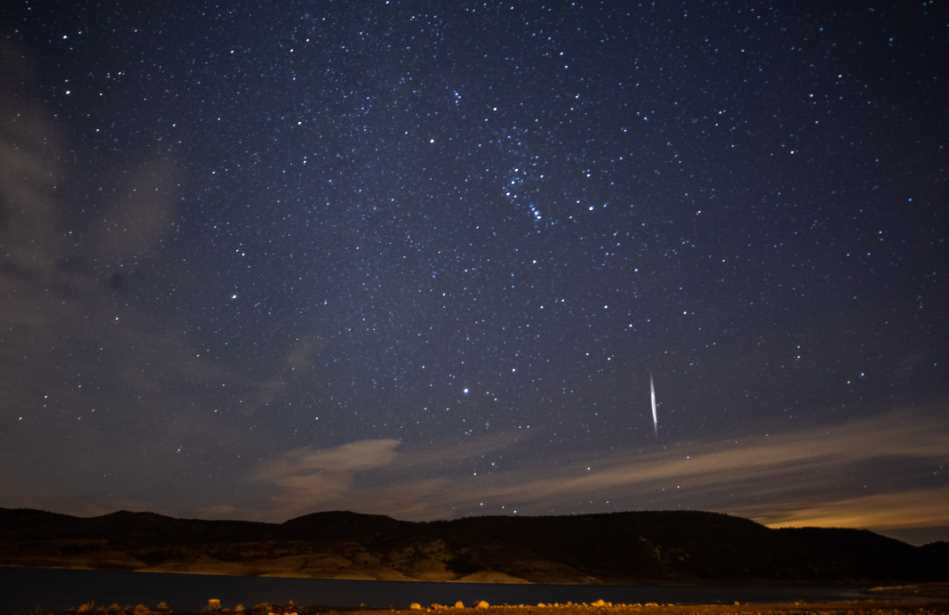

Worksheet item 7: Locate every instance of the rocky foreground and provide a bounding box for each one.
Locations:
[52,602,949,615]
[52,585,949,615]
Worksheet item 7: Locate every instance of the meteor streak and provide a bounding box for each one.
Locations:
[650,372,658,437]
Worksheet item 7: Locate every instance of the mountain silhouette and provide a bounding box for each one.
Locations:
[2,508,945,583]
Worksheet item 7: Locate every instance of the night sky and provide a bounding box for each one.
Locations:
[2,2,948,544]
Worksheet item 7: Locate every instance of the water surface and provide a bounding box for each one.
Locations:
[1,567,867,612]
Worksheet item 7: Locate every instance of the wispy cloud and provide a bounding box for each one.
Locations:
[763,486,949,531]
[466,408,948,506]
[94,157,178,263]
[247,408,949,539]
[250,431,524,519]
[0,43,317,516]
[0,43,65,277]
[256,438,401,480]
[253,439,401,514]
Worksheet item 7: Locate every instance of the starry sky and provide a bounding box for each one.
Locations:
[2,2,948,544]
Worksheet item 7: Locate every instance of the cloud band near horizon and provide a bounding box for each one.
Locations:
[230,405,949,544]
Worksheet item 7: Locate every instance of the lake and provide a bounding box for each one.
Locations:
[1,567,868,612]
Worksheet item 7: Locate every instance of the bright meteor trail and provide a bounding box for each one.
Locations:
[650,372,658,438]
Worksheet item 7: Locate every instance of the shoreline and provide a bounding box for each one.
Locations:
[5,568,947,615]
[60,595,949,615]
[0,563,886,589]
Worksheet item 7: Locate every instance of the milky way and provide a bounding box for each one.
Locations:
[2,2,948,543]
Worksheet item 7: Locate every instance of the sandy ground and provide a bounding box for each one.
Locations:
[57,584,949,615]
[160,601,949,615]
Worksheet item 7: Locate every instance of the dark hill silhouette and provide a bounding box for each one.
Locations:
[279,510,409,541]
[1,507,945,583]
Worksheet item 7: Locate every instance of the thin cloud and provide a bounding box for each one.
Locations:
[95,157,179,263]
[256,438,401,479]
[247,408,949,535]
[253,439,401,515]
[250,431,524,519]
[764,487,949,531]
[462,408,949,507]
[0,43,306,515]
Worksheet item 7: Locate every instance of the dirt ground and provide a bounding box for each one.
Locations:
[59,583,949,615]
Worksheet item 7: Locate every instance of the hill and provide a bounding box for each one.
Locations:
[1,508,945,583]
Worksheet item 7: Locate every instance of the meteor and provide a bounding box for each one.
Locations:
[649,371,658,437]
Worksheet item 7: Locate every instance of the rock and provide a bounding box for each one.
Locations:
[410,603,423,610]
[133,605,152,615]
[454,601,465,609]
[476,601,490,609]
[592,599,607,607]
